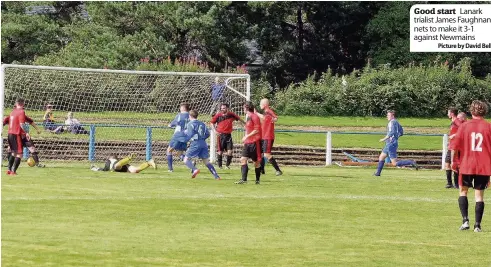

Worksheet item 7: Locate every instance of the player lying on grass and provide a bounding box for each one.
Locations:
[3,112,45,168]
[373,110,419,176]
[91,154,156,173]
[179,109,221,180]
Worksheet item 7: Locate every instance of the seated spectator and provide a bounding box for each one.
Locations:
[43,104,64,134]
[65,112,89,134]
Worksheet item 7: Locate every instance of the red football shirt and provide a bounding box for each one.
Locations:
[7,108,26,135]
[244,111,261,144]
[210,111,241,134]
[449,118,491,175]
[4,115,33,135]
[261,107,277,140]
[4,115,33,126]
[449,119,461,135]
[448,119,462,148]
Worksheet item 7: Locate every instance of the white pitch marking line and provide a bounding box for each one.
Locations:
[2,194,454,203]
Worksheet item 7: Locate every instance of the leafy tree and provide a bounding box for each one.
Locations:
[34,23,174,69]
[3,0,490,91]
[84,2,251,70]
[1,2,65,64]
[275,58,491,117]
[247,1,383,87]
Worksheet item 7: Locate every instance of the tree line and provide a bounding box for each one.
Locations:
[2,1,491,116]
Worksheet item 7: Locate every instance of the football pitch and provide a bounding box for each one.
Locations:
[2,164,490,266]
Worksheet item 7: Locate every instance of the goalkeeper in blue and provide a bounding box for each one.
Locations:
[181,109,221,180]
[166,103,190,172]
[374,110,419,176]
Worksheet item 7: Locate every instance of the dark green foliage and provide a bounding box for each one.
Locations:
[3,1,491,82]
[249,1,384,87]
[3,1,491,118]
[275,58,491,117]
[1,10,65,64]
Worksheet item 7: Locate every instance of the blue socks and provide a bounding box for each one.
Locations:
[396,160,414,167]
[206,163,219,179]
[185,158,196,172]
[375,161,385,176]
[167,153,173,171]
[376,159,416,176]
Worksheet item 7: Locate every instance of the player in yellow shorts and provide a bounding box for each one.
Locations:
[91,154,156,173]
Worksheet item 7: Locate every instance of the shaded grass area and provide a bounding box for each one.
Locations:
[2,164,490,266]
[276,132,443,150]
[2,126,443,150]
[5,110,462,127]
[277,115,455,128]
[3,111,447,150]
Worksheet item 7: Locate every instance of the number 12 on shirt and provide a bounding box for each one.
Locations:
[471,132,483,152]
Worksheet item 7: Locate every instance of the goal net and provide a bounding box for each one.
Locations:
[1,64,250,168]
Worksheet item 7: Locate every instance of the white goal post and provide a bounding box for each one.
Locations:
[1,64,250,165]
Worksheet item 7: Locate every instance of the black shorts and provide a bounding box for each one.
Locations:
[445,150,451,164]
[7,134,23,154]
[218,133,233,152]
[445,150,460,164]
[261,139,275,153]
[461,174,490,190]
[21,135,35,148]
[445,151,461,164]
[114,164,129,173]
[242,141,261,162]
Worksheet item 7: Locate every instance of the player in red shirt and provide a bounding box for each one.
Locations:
[457,112,467,123]
[4,113,44,168]
[449,100,491,232]
[444,108,462,189]
[256,98,282,176]
[210,103,245,169]
[448,112,468,187]
[235,101,262,184]
[6,98,28,175]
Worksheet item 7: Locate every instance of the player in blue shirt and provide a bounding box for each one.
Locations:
[182,110,221,180]
[166,103,190,172]
[374,110,419,176]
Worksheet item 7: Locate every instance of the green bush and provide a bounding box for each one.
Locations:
[251,74,274,106]
[274,58,491,117]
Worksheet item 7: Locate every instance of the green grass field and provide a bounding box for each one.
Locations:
[8,110,462,128]
[276,132,443,150]
[276,115,454,128]
[2,164,490,266]
[2,126,443,150]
